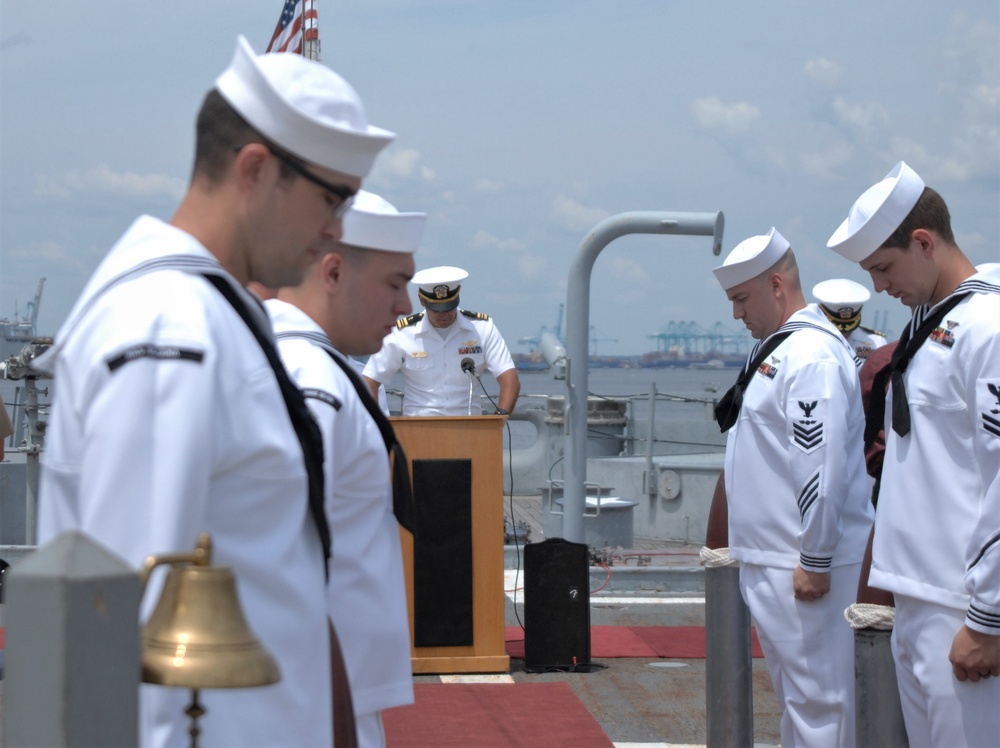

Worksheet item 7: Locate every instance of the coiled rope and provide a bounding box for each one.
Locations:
[844,603,895,631]
[699,546,739,568]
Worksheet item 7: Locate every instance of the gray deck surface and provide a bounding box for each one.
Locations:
[410,494,782,747]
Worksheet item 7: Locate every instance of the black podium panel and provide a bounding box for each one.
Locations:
[524,538,591,671]
[412,458,473,647]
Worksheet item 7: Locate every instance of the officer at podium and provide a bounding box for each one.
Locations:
[363,265,520,416]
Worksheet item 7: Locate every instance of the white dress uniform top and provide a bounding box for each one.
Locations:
[36,216,333,747]
[363,266,515,416]
[34,35,398,748]
[828,161,1000,746]
[812,277,888,362]
[724,303,874,573]
[363,312,514,416]
[868,265,1000,744]
[267,300,414,727]
[727,307,874,748]
[716,228,873,748]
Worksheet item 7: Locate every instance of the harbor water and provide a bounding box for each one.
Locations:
[381,364,734,450]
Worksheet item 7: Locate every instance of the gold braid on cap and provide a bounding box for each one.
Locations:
[418,285,460,304]
[818,304,862,333]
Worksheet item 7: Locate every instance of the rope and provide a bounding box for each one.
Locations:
[699,546,738,568]
[844,603,895,631]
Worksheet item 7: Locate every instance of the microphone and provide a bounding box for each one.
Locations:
[460,357,477,377]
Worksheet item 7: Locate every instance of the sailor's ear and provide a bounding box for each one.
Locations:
[320,249,346,292]
[231,142,272,193]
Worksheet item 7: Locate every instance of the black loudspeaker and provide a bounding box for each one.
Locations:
[524,538,591,671]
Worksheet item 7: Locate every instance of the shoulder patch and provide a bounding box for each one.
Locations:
[461,309,489,321]
[301,388,342,411]
[107,344,204,372]
[397,312,424,329]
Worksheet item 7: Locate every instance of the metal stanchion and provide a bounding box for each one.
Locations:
[845,603,908,747]
[702,547,753,747]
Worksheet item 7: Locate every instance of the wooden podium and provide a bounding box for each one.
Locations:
[391,415,510,674]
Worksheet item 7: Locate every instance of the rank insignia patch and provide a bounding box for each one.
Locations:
[984,383,1000,438]
[792,399,824,452]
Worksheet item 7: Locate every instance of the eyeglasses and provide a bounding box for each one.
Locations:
[234,143,356,219]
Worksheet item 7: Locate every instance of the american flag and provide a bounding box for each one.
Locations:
[266,0,319,54]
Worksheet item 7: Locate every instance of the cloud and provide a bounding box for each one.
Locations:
[514,253,548,279]
[605,256,649,285]
[1,32,31,52]
[831,96,889,134]
[690,96,761,134]
[803,58,843,87]
[944,82,1000,181]
[474,178,504,193]
[551,194,610,233]
[34,164,185,202]
[370,147,435,182]
[800,141,854,181]
[5,239,65,263]
[470,229,526,253]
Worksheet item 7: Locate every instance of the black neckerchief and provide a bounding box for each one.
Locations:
[714,331,793,432]
[714,317,853,432]
[866,291,970,439]
[203,275,331,574]
[275,330,417,536]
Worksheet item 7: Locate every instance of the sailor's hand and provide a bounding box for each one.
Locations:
[793,566,830,602]
[949,625,1000,682]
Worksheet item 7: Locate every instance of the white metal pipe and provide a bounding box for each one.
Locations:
[561,211,724,542]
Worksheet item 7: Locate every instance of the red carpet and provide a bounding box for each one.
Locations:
[383,682,613,747]
[505,625,764,659]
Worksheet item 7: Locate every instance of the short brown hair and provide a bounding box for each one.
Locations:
[191,90,258,183]
[881,186,955,249]
[190,90,305,185]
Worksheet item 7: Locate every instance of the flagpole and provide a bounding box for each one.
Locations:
[303,0,321,61]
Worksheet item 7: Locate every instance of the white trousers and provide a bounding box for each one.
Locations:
[355,711,385,748]
[740,563,860,748]
[892,595,1000,748]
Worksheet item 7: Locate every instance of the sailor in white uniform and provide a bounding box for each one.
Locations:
[828,161,1000,747]
[363,266,520,416]
[266,191,424,747]
[714,228,873,748]
[36,37,393,748]
[812,277,889,362]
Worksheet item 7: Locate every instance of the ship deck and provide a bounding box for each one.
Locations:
[406,494,782,747]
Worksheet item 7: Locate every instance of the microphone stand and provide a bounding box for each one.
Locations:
[461,358,478,415]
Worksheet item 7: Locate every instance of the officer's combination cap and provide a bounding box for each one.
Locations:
[413,265,468,312]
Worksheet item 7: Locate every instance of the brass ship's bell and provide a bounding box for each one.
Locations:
[141,532,280,689]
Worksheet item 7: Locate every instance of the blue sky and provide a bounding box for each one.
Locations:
[2,1,997,354]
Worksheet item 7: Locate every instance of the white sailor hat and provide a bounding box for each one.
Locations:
[413,265,468,312]
[713,227,790,290]
[341,191,426,254]
[812,278,871,317]
[827,161,925,263]
[215,35,395,178]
